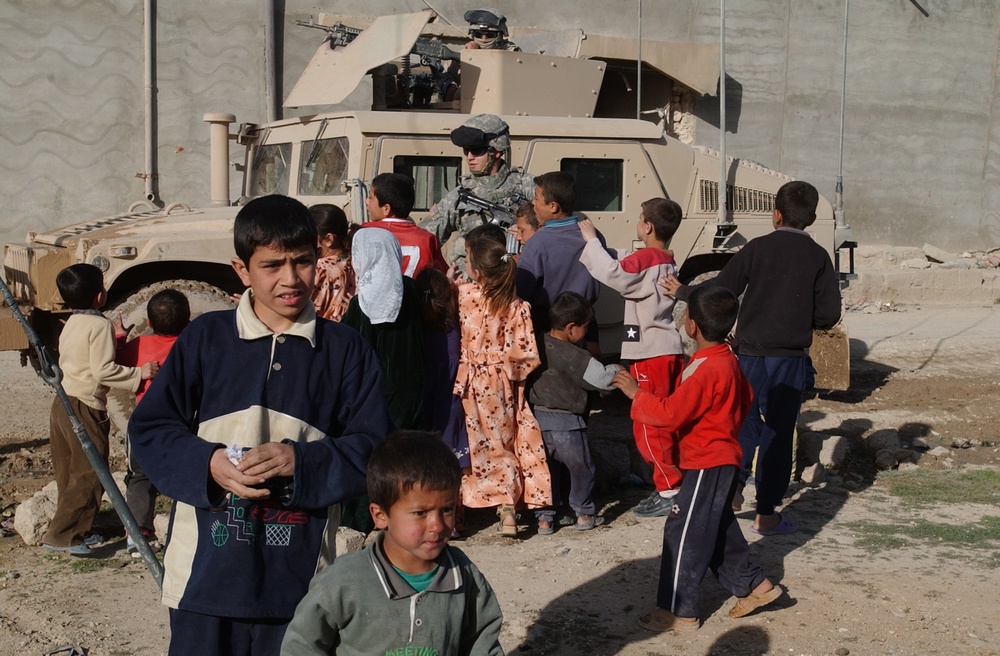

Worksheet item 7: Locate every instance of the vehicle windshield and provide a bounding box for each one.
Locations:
[249,143,292,197]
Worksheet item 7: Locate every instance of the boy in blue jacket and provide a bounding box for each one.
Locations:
[129,194,392,656]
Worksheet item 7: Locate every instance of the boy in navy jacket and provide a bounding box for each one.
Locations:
[130,194,392,655]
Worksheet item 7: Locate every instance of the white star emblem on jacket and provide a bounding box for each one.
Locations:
[626,327,638,339]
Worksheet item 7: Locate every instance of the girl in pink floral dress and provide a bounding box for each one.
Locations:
[455,235,551,536]
[309,204,356,322]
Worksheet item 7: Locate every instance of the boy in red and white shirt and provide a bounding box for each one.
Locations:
[613,285,781,633]
[364,172,447,278]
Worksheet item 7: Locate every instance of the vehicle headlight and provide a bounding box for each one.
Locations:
[91,255,110,272]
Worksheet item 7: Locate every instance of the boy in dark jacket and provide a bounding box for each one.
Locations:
[661,180,841,534]
[129,195,392,655]
[528,292,621,534]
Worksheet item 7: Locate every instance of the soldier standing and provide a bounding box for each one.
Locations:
[421,114,535,265]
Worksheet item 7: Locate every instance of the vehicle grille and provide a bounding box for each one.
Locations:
[3,244,33,302]
[699,180,775,215]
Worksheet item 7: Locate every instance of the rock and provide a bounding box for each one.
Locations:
[940,259,973,270]
[835,648,851,656]
[902,258,931,269]
[922,243,956,263]
[928,446,951,457]
[797,432,849,468]
[589,439,631,487]
[910,436,930,451]
[800,462,826,485]
[875,448,898,471]
[895,448,919,464]
[100,471,128,504]
[13,481,59,546]
[335,526,366,555]
[898,462,920,472]
[865,429,901,452]
[153,513,170,542]
[951,437,971,449]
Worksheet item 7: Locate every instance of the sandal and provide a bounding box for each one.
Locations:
[637,607,701,633]
[497,504,518,537]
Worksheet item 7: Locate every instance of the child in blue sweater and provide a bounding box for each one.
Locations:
[129,194,392,656]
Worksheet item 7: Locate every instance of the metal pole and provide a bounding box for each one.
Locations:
[0,280,163,588]
[835,0,850,226]
[718,0,727,225]
[637,0,642,120]
[264,0,279,122]
[142,0,158,203]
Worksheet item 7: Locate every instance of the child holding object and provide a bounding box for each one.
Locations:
[578,199,686,518]
[129,195,390,655]
[528,292,621,534]
[613,286,781,633]
[456,234,551,537]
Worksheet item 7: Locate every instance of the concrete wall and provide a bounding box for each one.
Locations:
[1,0,997,252]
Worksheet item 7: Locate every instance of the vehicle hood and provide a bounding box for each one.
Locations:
[30,205,240,247]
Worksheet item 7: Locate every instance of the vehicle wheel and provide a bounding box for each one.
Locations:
[104,280,235,465]
[672,270,721,356]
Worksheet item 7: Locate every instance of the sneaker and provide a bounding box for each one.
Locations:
[634,491,661,512]
[82,533,103,546]
[126,535,138,554]
[633,494,675,518]
[43,542,92,556]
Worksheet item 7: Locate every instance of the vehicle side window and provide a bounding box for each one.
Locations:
[299,138,350,195]
[561,158,623,212]
[393,156,462,212]
[250,143,292,197]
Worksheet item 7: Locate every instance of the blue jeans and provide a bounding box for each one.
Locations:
[737,354,806,516]
[534,426,596,521]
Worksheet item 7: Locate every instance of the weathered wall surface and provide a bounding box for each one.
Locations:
[1,0,996,251]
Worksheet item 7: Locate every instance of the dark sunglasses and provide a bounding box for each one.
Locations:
[471,30,500,39]
[463,146,489,157]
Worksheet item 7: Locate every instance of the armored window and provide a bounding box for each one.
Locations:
[393,156,462,212]
[249,143,292,197]
[299,138,350,195]
[560,159,623,212]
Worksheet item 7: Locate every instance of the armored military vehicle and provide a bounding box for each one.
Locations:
[1,11,849,395]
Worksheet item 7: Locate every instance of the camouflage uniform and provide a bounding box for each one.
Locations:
[420,113,535,264]
[420,163,535,263]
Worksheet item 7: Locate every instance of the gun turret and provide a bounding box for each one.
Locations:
[296,19,459,61]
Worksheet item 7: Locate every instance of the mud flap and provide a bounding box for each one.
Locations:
[0,305,29,350]
[811,323,850,391]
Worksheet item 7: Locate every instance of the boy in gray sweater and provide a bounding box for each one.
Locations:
[528,292,622,534]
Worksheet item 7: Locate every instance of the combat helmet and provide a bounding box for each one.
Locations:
[464,8,509,49]
[450,114,511,153]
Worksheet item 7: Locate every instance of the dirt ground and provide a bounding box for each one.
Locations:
[1,299,999,655]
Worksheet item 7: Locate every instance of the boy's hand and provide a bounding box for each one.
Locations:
[229,292,243,304]
[659,273,682,297]
[113,312,133,338]
[209,449,270,500]
[612,370,640,399]
[238,442,295,480]
[140,361,159,380]
[578,218,598,242]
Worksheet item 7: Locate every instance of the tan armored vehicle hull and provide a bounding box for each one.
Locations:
[1,10,848,391]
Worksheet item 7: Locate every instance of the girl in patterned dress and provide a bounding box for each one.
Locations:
[309,204,356,322]
[455,235,551,537]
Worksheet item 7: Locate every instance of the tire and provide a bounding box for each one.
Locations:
[672,270,721,356]
[104,280,235,465]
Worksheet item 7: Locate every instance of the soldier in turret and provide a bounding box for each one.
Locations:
[464,8,520,51]
[421,114,535,265]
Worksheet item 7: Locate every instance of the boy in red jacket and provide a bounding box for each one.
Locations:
[613,286,781,633]
[115,288,190,553]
